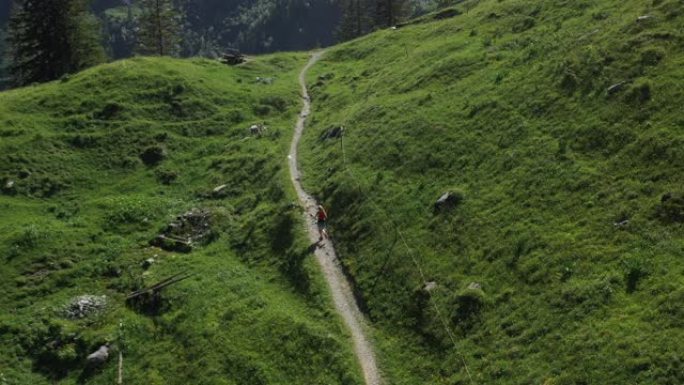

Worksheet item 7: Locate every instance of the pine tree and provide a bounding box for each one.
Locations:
[0,27,7,82]
[374,0,409,28]
[137,0,181,56]
[8,0,105,86]
[338,0,370,41]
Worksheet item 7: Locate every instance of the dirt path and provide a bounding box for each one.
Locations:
[288,52,383,385]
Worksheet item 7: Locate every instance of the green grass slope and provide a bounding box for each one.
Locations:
[0,56,362,384]
[301,0,684,383]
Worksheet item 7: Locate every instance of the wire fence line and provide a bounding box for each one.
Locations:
[334,127,475,383]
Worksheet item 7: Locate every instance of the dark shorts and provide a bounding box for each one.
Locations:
[317,220,327,231]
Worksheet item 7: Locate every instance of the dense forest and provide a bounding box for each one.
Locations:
[0,0,441,88]
[0,0,342,86]
[97,0,343,59]
[0,1,10,87]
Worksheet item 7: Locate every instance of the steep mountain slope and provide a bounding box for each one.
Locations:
[300,0,684,383]
[0,56,362,384]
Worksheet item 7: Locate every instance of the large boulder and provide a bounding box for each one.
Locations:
[86,344,110,365]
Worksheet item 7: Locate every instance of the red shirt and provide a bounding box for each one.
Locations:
[317,209,327,221]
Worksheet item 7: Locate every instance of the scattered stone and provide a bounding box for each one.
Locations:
[434,191,464,213]
[64,295,107,319]
[86,344,110,365]
[319,126,345,141]
[423,281,438,292]
[255,77,274,85]
[212,184,229,199]
[150,209,213,252]
[249,123,267,136]
[607,81,628,96]
[467,282,482,291]
[317,73,335,82]
[3,180,16,193]
[637,15,653,22]
[141,258,155,269]
[613,219,630,228]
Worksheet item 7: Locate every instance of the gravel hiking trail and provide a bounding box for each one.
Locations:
[288,51,383,385]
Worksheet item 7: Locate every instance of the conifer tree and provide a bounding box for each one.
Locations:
[338,0,371,41]
[7,0,105,86]
[137,0,182,56]
[0,27,7,82]
[374,0,409,28]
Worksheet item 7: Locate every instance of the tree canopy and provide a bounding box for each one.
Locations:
[8,0,105,86]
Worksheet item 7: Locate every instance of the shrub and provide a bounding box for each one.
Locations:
[13,225,46,248]
[625,80,652,104]
[641,48,665,66]
[103,197,161,227]
[451,285,486,327]
[557,276,617,311]
[253,104,272,116]
[260,96,289,112]
[622,256,651,293]
[94,102,123,120]
[67,134,99,148]
[655,192,684,223]
[155,168,178,185]
[512,16,536,33]
[140,146,166,166]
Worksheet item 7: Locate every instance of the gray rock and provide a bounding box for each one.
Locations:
[249,124,267,136]
[423,281,438,292]
[467,282,482,291]
[212,184,229,198]
[607,81,628,96]
[64,295,107,319]
[614,219,630,228]
[255,77,274,85]
[434,191,463,212]
[87,344,110,365]
[141,258,155,269]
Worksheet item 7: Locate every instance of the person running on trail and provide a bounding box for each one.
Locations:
[316,205,328,241]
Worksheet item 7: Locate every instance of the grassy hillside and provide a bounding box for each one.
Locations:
[301,0,684,383]
[0,56,363,384]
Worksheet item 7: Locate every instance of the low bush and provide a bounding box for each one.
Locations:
[139,145,166,166]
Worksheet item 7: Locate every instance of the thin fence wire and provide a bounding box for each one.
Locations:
[335,128,475,383]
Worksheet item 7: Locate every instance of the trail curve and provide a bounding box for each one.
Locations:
[288,51,383,385]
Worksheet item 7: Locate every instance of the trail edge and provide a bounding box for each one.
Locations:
[288,51,383,385]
